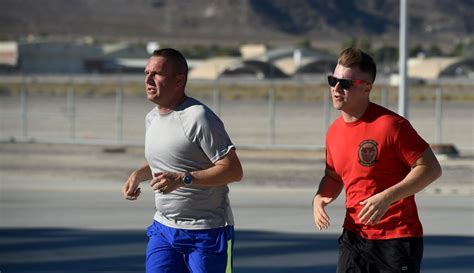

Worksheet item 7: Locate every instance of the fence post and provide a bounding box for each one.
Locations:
[323,87,331,134]
[380,86,388,107]
[268,87,276,145]
[67,78,76,141]
[115,79,124,145]
[435,86,443,143]
[20,76,28,138]
[213,82,221,117]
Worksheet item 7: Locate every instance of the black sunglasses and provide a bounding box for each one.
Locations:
[327,75,371,90]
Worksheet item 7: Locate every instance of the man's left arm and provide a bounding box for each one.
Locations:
[188,148,243,186]
[358,147,442,225]
[150,148,243,194]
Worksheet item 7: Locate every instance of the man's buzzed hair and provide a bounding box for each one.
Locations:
[152,48,189,78]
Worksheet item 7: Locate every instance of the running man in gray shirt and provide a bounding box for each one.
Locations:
[122,48,243,273]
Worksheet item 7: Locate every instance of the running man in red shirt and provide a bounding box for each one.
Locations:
[312,48,442,273]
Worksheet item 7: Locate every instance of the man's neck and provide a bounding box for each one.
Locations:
[341,101,370,123]
[156,95,188,115]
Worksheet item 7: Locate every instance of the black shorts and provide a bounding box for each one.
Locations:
[337,229,423,273]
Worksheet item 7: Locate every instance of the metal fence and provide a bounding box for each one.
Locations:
[1,75,473,151]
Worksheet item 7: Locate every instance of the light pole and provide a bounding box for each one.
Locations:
[398,0,408,118]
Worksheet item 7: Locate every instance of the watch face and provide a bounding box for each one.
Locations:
[184,175,192,185]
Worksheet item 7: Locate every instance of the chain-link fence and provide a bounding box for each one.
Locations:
[1,75,473,151]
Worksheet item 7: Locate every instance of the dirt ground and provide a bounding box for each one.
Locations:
[1,142,472,196]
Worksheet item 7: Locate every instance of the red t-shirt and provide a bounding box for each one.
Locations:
[326,103,429,239]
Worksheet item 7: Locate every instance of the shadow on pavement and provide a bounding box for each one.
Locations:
[0,228,472,273]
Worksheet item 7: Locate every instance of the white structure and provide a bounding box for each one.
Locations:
[0,41,19,67]
[188,57,240,80]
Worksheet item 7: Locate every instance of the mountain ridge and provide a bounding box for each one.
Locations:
[1,0,472,51]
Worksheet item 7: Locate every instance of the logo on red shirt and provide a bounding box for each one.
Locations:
[358,139,378,167]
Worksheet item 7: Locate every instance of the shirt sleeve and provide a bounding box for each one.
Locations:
[181,105,234,163]
[325,137,335,172]
[393,118,429,166]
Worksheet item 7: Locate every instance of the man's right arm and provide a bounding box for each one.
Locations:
[312,168,344,230]
[122,163,153,200]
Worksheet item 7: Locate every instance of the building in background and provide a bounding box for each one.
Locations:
[0,41,19,72]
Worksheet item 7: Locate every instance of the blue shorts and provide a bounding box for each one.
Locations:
[145,220,234,273]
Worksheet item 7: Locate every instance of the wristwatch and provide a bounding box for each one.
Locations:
[183,172,193,186]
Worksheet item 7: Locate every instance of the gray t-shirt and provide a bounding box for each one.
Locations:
[145,97,235,230]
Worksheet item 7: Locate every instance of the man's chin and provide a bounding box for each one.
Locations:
[332,102,344,110]
[147,97,159,104]
[147,93,157,101]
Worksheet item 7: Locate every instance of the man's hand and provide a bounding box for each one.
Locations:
[358,192,391,226]
[313,194,334,230]
[150,172,183,194]
[122,174,142,201]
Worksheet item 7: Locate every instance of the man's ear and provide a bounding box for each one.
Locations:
[365,84,372,93]
[176,73,186,88]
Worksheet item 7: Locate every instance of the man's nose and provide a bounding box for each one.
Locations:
[333,82,344,92]
[145,75,154,84]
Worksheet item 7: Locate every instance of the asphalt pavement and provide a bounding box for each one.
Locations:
[0,143,473,272]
